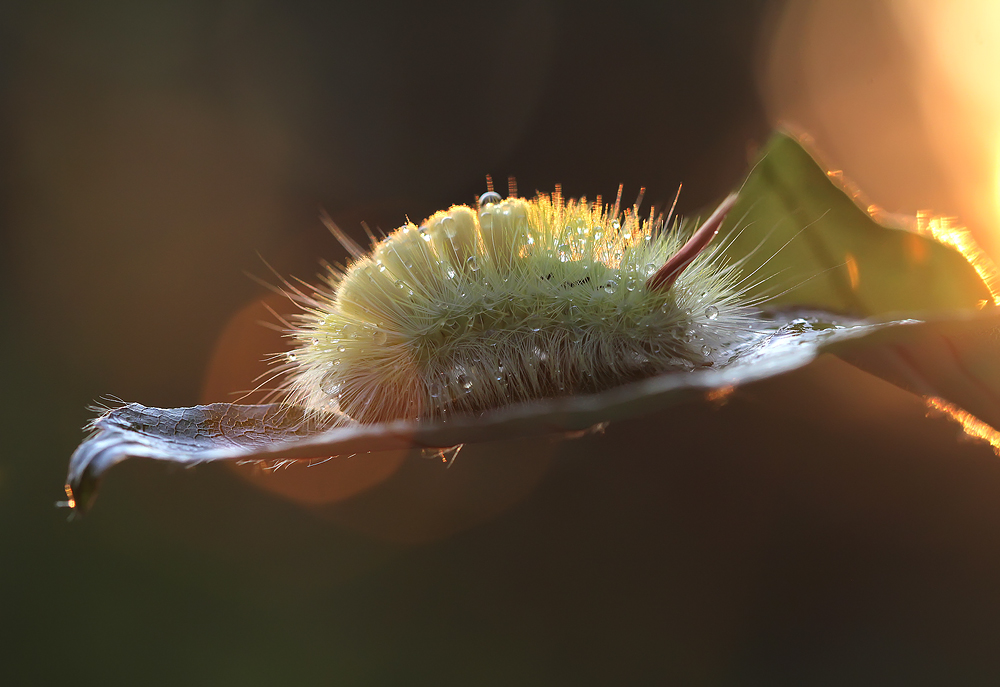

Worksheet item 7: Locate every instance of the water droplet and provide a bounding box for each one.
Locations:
[459,375,473,392]
[337,344,347,353]
[478,191,502,207]
[625,278,637,292]
[446,267,457,279]
[419,226,432,242]
[603,280,618,294]
[403,260,414,269]
[526,235,535,245]
[373,330,387,345]
[611,219,621,230]
[466,255,479,271]
[643,263,657,277]
[286,352,297,362]
[701,344,712,356]
[320,376,340,395]
[377,261,386,273]
[660,303,672,314]
[705,305,719,320]
[684,329,697,342]
[332,358,342,366]
[311,337,319,346]
[441,216,458,238]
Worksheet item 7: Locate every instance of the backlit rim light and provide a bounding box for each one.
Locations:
[926,396,1000,456]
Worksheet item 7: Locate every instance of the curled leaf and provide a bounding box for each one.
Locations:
[68,311,904,513]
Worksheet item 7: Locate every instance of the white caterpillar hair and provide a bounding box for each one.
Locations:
[280,188,754,424]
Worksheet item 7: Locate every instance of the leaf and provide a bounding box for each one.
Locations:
[719,131,994,316]
[62,311,910,513]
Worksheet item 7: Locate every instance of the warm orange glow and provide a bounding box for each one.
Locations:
[706,385,735,405]
[915,211,1000,304]
[202,295,406,506]
[844,253,860,290]
[761,0,1000,274]
[63,484,76,510]
[926,396,1000,455]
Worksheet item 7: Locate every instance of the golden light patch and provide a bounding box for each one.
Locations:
[926,396,1000,456]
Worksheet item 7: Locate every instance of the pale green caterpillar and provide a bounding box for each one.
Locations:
[283,188,754,425]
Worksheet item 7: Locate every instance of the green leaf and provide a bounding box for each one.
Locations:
[719,132,994,316]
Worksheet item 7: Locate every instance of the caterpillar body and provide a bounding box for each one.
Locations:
[284,189,753,425]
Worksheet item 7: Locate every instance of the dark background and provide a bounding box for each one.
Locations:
[5,1,1000,685]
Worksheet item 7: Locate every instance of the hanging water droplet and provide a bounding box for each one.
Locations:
[603,280,618,294]
[466,255,479,271]
[373,330,387,345]
[705,305,719,320]
[441,216,458,238]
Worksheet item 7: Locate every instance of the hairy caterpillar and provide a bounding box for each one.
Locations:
[281,186,756,425]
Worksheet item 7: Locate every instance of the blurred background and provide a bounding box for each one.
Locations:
[5,0,1000,684]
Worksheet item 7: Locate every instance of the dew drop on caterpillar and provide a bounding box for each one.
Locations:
[281,188,755,425]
